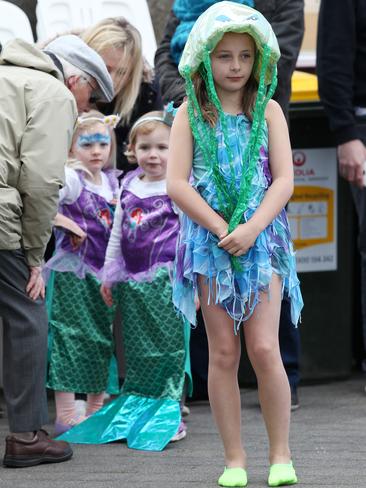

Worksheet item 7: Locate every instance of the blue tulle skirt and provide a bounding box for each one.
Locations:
[173,207,303,331]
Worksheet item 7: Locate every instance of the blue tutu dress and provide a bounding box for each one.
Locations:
[173,112,303,329]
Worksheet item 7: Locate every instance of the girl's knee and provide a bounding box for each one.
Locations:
[210,343,241,371]
[247,341,279,370]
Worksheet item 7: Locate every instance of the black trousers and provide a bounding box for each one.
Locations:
[349,119,366,354]
[0,249,48,432]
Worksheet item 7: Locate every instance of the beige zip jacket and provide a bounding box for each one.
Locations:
[0,39,77,266]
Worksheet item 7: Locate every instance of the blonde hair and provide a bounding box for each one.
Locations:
[68,109,117,173]
[82,17,153,124]
[125,110,168,164]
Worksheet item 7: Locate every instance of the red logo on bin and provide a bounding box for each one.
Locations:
[293,151,306,167]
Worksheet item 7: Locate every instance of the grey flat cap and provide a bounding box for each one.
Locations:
[45,35,114,102]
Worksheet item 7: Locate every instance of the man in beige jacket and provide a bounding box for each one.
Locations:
[0,35,113,468]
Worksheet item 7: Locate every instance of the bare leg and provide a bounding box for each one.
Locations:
[86,392,105,416]
[55,391,76,424]
[55,391,86,424]
[198,275,246,468]
[244,274,292,464]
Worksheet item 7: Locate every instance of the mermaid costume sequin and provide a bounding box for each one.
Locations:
[58,169,191,451]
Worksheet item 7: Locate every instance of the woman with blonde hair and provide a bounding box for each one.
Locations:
[82,17,163,174]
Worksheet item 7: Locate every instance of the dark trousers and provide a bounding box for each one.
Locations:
[0,249,48,432]
[349,120,366,355]
[189,310,209,400]
[279,297,300,392]
[189,297,300,399]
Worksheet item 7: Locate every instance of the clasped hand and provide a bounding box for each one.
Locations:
[217,222,258,256]
[70,231,87,251]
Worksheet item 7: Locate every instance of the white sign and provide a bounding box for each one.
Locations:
[288,147,337,272]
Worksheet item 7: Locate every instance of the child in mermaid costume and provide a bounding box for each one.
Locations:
[44,111,121,434]
[58,110,191,451]
[167,2,303,486]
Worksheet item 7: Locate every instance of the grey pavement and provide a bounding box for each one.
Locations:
[0,375,365,488]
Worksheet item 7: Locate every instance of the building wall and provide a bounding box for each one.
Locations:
[5,0,173,44]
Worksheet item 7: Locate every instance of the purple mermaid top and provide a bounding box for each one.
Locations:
[103,168,180,284]
[44,169,119,280]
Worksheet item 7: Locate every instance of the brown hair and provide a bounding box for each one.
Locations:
[125,110,169,164]
[192,39,259,126]
[192,70,258,126]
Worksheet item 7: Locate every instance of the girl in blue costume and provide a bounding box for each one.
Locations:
[167,2,303,487]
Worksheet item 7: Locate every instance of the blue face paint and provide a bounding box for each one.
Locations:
[77,132,111,147]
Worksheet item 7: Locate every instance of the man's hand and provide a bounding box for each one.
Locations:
[337,139,366,188]
[26,266,45,300]
[218,221,259,256]
[100,283,113,307]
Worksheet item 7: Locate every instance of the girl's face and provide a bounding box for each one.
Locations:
[101,47,130,93]
[210,32,255,96]
[72,122,111,174]
[133,125,170,182]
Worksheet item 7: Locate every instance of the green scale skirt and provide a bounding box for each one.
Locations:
[47,271,116,393]
[59,268,191,451]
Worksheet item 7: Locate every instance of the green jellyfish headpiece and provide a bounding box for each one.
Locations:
[178,1,281,245]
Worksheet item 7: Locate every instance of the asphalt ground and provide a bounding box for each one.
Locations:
[0,374,365,488]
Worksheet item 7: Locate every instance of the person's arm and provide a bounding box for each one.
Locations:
[154,11,186,106]
[270,0,305,116]
[53,213,87,248]
[101,187,123,306]
[167,103,228,238]
[104,188,123,265]
[18,94,76,267]
[317,0,366,187]
[55,166,86,246]
[218,100,294,255]
[317,0,357,145]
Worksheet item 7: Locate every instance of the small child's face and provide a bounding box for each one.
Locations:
[133,125,170,182]
[211,32,255,95]
[72,122,111,174]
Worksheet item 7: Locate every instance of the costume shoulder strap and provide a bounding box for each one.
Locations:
[120,167,144,199]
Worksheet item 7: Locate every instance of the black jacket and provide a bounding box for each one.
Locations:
[154,0,304,117]
[100,77,163,173]
[317,0,366,145]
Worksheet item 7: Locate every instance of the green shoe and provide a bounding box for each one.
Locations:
[218,467,248,487]
[268,461,298,487]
